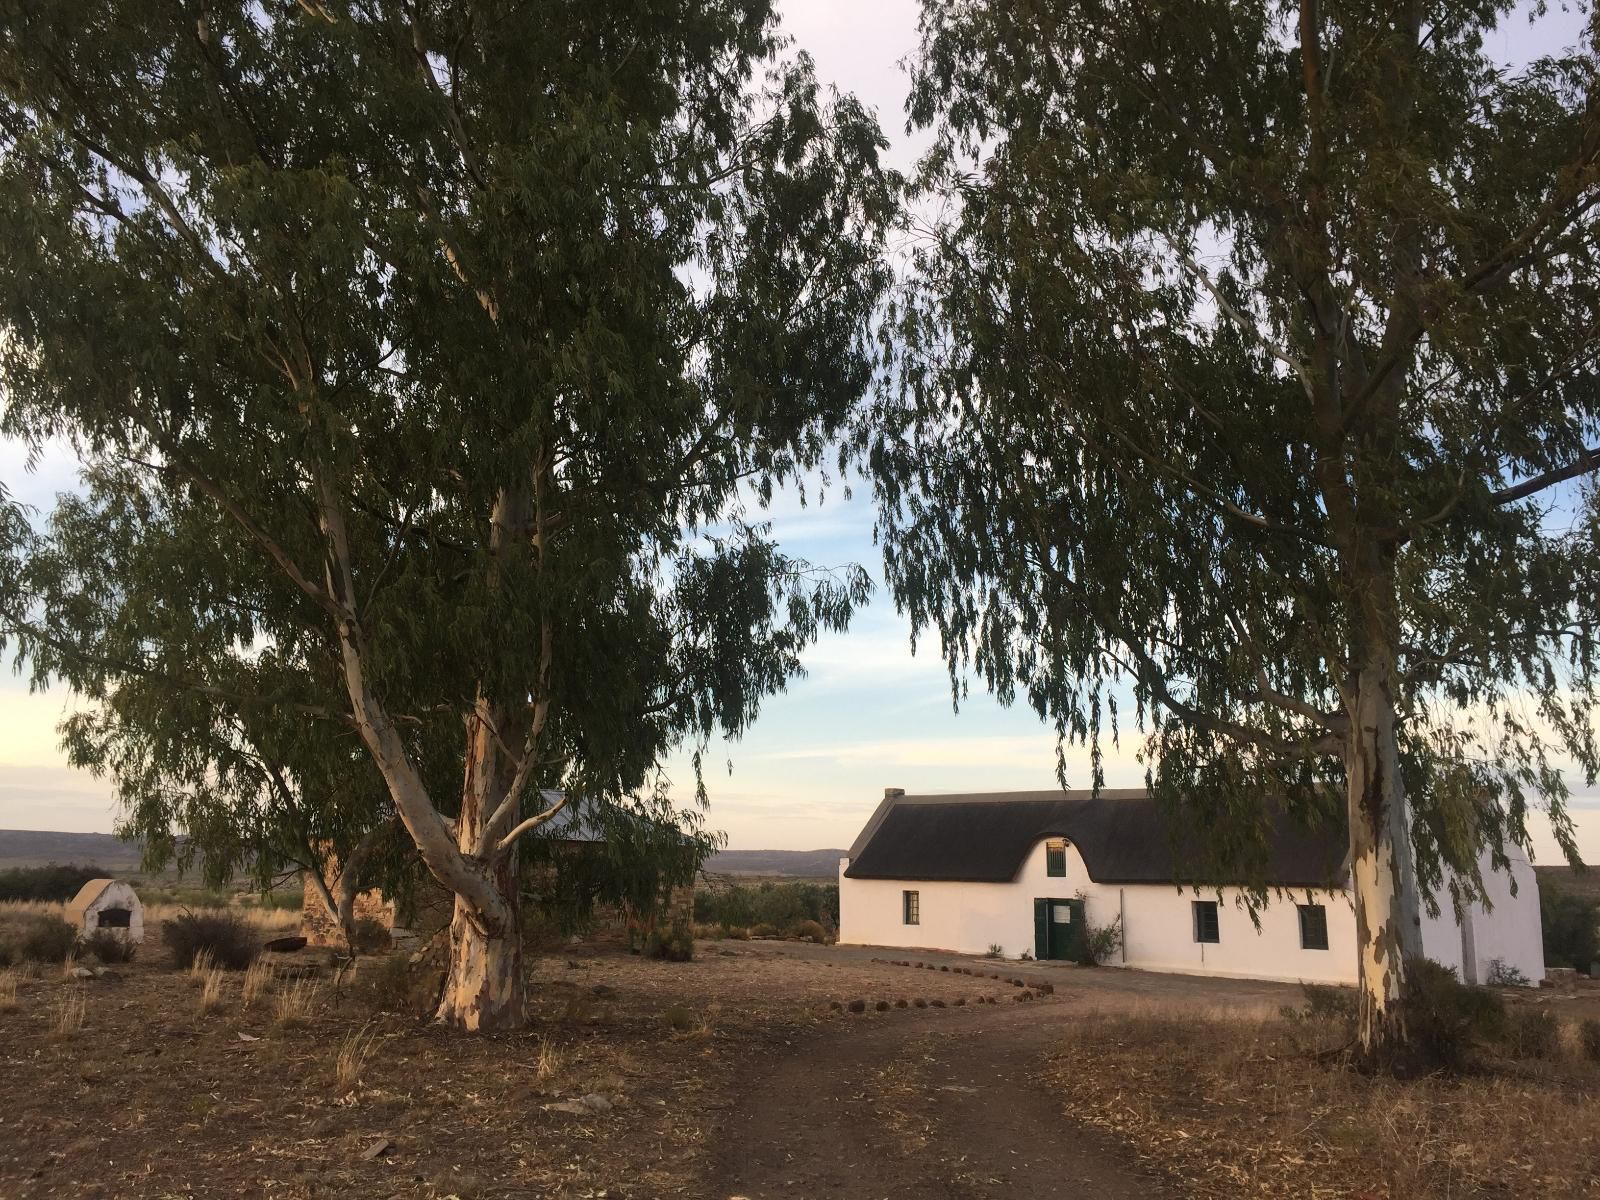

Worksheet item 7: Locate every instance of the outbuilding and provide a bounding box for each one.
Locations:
[838,789,1544,986]
[64,878,145,945]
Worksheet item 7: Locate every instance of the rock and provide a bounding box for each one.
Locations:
[236,1032,261,1042]
[544,1100,592,1116]
[580,1093,613,1113]
[263,936,308,954]
[847,999,866,1013]
[359,1137,393,1161]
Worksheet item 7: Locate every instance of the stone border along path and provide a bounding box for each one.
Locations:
[709,995,1172,1200]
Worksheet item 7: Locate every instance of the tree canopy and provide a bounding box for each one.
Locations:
[874,0,1599,1061]
[0,0,895,1027]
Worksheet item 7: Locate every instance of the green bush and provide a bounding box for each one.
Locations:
[1282,982,1359,1025]
[350,917,391,954]
[1540,880,1600,974]
[18,917,79,963]
[0,863,109,903]
[161,910,258,970]
[693,881,839,937]
[79,929,137,964]
[1077,916,1123,966]
[1485,958,1531,987]
[1580,1018,1600,1063]
[1504,1009,1560,1060]
[645,920,694,962]
[1402,957,1506,1070]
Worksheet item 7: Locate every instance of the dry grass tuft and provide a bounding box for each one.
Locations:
[535,1037,565,1083]
[274,977,320,1028]
[196,964,226,1014]
[334,1021,380,1093]
[1043,1008,1600,1199]
[241,957,272,1009]
[187,947,216,983]
[51,986,86,1038]
[0,969,19,1013]
[60,952,80,980]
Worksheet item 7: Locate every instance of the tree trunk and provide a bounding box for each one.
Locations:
[1346,652,1425,1069]
[434,699,527,1030]
[435,891,525,1030]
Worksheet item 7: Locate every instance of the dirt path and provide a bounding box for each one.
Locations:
[709,999,1171,1199]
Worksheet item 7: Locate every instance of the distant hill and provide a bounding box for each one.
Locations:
[1,828,845,882]
[704,848,845,879]
[0,829,146,872]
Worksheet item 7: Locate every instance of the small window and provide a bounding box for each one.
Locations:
[97,907,131,929]
[1298,903,1329,951]
[1045,839,1066,877]
[902,890,920,926]
[1192,900,1220,944]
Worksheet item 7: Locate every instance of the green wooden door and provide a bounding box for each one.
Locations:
[1034,897,1085,961]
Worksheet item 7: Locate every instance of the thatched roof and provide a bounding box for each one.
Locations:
[844,791,1347,888]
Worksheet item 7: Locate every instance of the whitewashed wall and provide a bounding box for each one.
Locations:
[839,839,1543,986]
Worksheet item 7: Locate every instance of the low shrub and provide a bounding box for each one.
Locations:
[349,917,391,955]
[645,920,694,962]
[794,919,827,944]
[662,1002,695,1031]
[162,910,259,970]
[1078,916,1123,966]
[1485,958,1531,988]
[79,929,137,964]
[1282,982,1358,1025]
[0,863,108,903]
[1402,957,1505,1070]
[1504,1009,1560,1060]
[1580,1018,1600,1063]
[985,943,1004,959]
[749,922,780,938]
[18,917,79,964]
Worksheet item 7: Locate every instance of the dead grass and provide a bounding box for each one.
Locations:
[241,956,272,1008]
[51,985,86,1038]
[195,964,226,1014]
[186,947,216,983]
[334,1021,380,1093]
[274,976,320,1028]
[535,1036,565,1083]
[0,897,298,935]
[1043,1007,1600,1199]
[0,968,19,1013]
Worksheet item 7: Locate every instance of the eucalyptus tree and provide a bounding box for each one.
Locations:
[877,0,1600,1064]
[0,0,893,1029]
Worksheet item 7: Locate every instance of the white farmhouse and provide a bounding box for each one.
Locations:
[838,789,1544,986]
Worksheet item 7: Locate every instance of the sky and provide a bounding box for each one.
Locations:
[2,0,1598,863]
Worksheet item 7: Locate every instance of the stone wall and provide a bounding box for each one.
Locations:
[300,856,396,948]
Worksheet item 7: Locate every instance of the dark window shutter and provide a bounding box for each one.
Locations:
[1298,903,1328,950]
[1192,900,1220,944]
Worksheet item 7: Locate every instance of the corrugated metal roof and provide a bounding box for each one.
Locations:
[843,790,1347,888]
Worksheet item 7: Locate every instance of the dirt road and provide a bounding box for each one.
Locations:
[710,997,1173,1200]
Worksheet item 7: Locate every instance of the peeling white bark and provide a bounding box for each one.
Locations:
[1347,656,1424,1063]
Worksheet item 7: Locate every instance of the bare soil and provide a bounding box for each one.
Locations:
[3,936,1594,1199]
